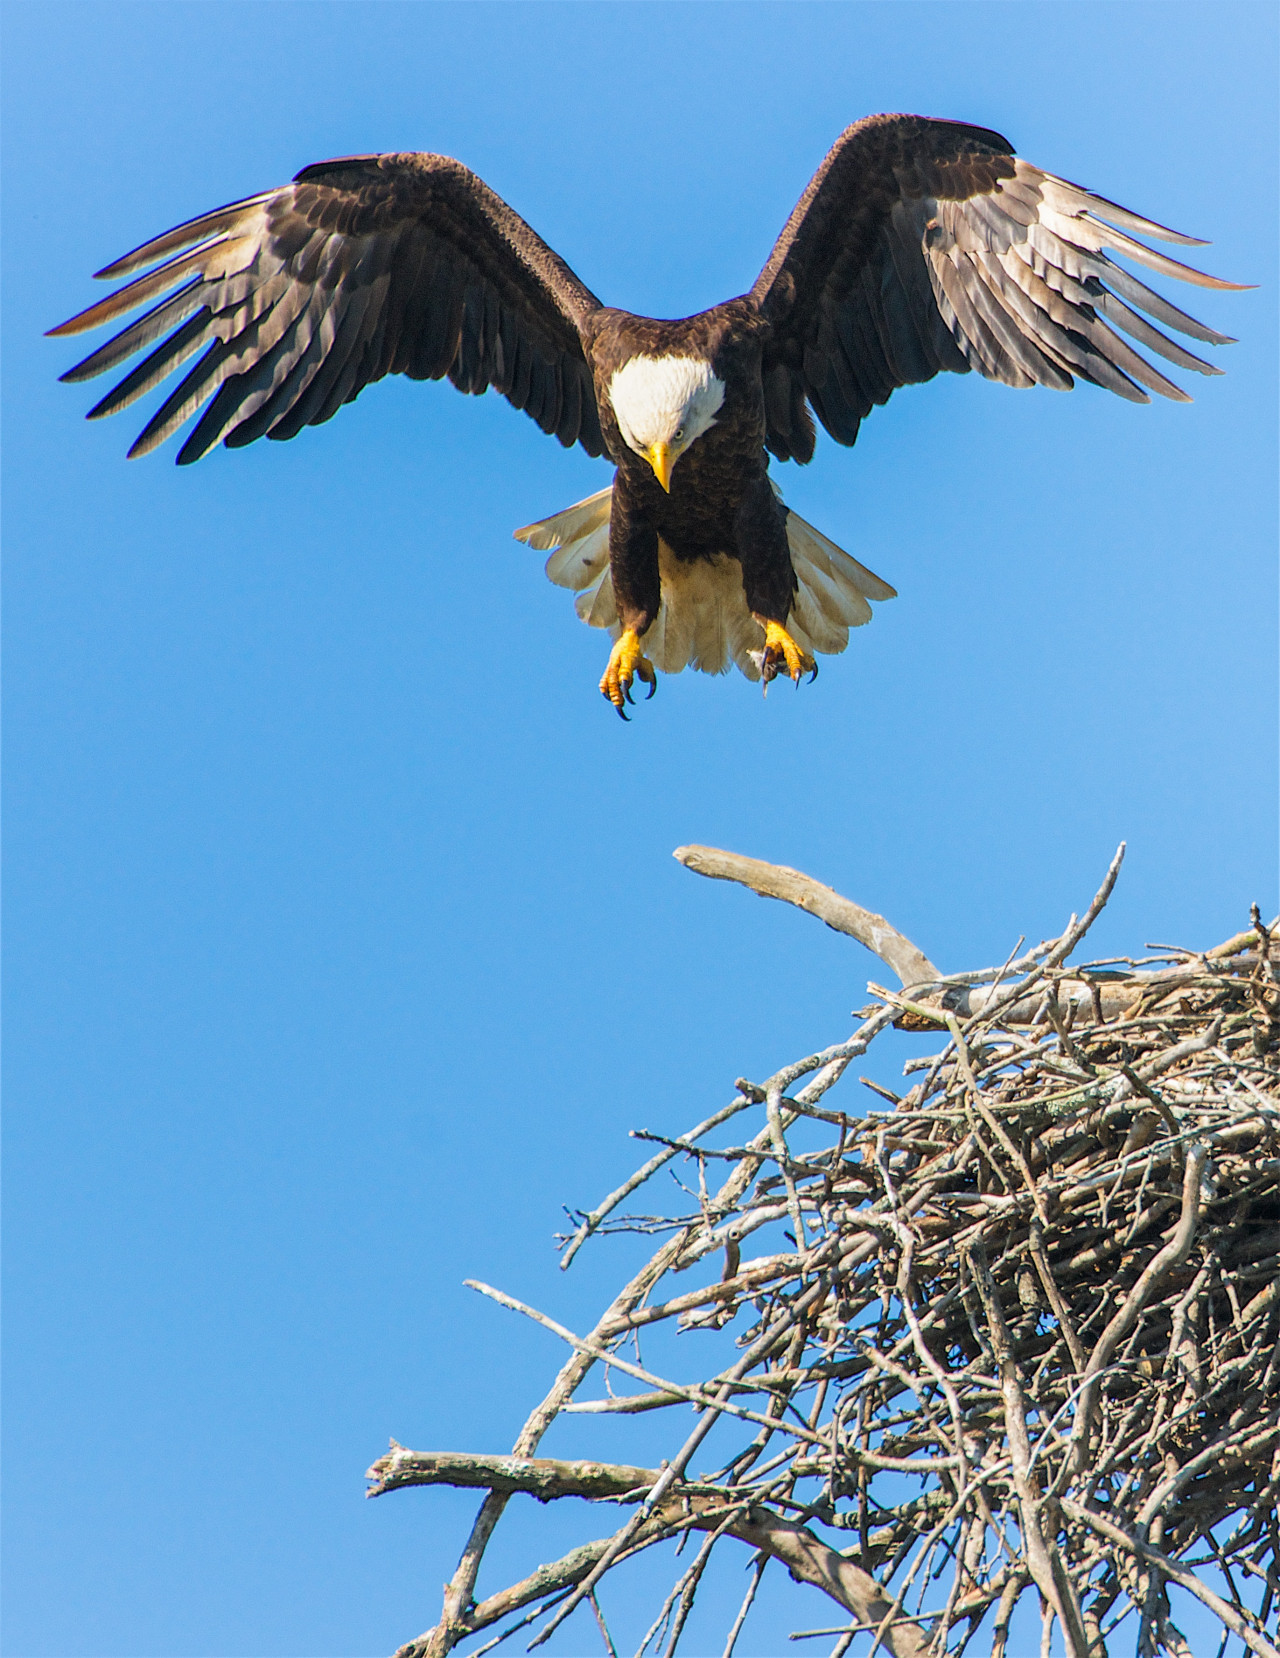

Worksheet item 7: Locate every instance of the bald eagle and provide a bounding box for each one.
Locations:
[50,114,1240,715]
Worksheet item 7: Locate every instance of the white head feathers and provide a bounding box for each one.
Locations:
[609,355,726,462]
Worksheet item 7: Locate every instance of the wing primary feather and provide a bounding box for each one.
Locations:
[175,373,254,464]
[975,247,1151,399]
[1030,170,1210,246]
[180,286,337,459]
[90,194,272,281]
[1087,259,1237,345]
[995,233,1218,391]
[202,283,324,441]
[181,298,315,453]
[973,267,1076,390]
[226,284,338,449]
[964,244,1085,388]
[85,311,212,420]
[1073,214,1247,291]
[219,342,315,448]
[176,259,339,456]
[58,278,206,382]
[48,240,236,338]
[261,301,353,442]
[127,339,233,458]
[1090,288,1222,375]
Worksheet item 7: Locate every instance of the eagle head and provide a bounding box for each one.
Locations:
[608,355,726,491]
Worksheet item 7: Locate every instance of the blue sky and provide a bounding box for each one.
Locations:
[4,4,1276,1656]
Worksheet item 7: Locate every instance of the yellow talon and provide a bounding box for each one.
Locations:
[757,618,817,688]
[599,628,656,718]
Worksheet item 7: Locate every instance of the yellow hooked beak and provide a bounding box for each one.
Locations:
[646,440,675,493]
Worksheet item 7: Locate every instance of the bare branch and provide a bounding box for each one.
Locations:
[673,844,941,987]
[373,1450,932,1657]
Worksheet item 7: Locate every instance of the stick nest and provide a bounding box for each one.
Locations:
[371,867,1280,1658]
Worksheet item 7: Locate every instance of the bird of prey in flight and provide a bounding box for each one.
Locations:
[51,113,1241,715]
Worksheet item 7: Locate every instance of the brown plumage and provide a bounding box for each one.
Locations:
[50,114,1242,713]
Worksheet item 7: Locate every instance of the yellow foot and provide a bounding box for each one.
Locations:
[599,628,656,718]
[756,618,817,689]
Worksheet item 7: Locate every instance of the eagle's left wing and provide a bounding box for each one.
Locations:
[50,153,606,462]
[752,113,1244,462]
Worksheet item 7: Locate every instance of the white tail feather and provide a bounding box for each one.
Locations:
[513,483,895,681]
[514,487,613,557]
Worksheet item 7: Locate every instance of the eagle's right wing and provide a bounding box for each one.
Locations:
[752,114,1244,462]
[50,154,606,462]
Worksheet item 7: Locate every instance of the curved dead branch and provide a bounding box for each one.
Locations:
[672,845,941,987]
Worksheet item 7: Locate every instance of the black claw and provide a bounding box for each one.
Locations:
[623,682,634,705]
[644,675,656,700]
[616,702,630,722]
[808,661,819,683]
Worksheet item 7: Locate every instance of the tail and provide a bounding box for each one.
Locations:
[513,482,895,682]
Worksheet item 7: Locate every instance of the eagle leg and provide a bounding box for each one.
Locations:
[599,628,656,719]
[755,618,817,690]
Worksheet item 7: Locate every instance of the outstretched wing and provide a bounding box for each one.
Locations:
[50,153,606,462]
[752,113,1243,462]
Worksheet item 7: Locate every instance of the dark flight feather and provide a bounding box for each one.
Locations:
[52,154,606,461]
[753,113,1243,458]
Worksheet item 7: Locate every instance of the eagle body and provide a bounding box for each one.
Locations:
[586,302,796,639]
[50,114,1241,712]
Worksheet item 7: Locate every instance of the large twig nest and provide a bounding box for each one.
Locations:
[369,852,1279,1658]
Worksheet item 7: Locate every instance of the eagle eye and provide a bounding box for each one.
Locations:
[674,425,686,440]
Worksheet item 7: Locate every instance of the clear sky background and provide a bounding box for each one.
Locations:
[4,4,1276,1656]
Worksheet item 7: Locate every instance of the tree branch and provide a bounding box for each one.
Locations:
[673,845,941,987]
[369,1449,932,1658]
